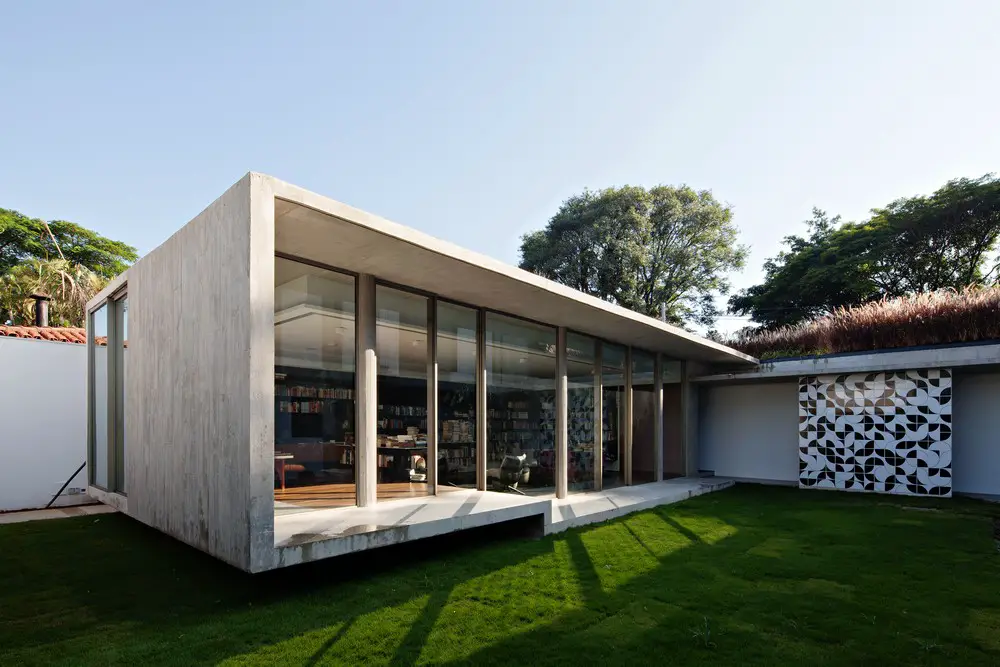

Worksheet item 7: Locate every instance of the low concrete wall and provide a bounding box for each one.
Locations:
[952,371,1000,498]
[0,337,90,512]
[698,381,799,483]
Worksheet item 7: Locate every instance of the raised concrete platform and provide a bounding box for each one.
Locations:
[547,477,734,534]
[271,488,552,569]
[268,477,733,570]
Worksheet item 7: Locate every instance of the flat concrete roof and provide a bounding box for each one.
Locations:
[265,174,756,366]
[692,341,1000,383]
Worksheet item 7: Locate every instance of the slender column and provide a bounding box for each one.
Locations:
[356,274,378,506]
[476,309,487,490]
[555,327,568,499]
[593,341,603,492]
[654,353,664,482]
[624,346,633,485]
[427,297,438,494]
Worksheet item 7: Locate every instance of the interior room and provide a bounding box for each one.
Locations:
[273,257,358,513]
[601,343,627,489]
[484,312,557,495]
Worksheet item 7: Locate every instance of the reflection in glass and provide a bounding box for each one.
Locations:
[115,296,128,493]
[437,302,477,488]
[601,343,626,489]
[631,349,657,484]
[274,257,356,512]
[376,286,431,501]
[662,359,684,479]
[567,333,596,492]
[485,313,556,494]
[92,304,109,488]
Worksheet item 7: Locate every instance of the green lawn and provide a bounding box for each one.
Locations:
[1,485,999,666]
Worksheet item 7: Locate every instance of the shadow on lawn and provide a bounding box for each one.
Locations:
[2,485,998,666]
[0,510,556,665]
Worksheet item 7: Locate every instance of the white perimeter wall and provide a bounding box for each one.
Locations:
[698,381,800,483]
[0,337,89,511]
[951,372,1000,498]
[698,371,1000,498]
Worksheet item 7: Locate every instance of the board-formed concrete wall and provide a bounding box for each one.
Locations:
[124,175,256,569]
[698,382,800,483]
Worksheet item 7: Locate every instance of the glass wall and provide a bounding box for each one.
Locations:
[274,257,357,512]
[114,295,128,493]
[662,359,684,479]
[567,333,597,492]
[631,349,657,484]
[600,344,627,489]
[437,302,477,488]
[485,313,556,494]
[91,303,109,489]
[376,286,431,501]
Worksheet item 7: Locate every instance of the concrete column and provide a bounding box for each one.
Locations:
[356,274,378,506]
[593,341,603,492]
[654,353,664,482]
[624,346,633,486]
[427,297,438,494]
[476,308,487,491]
[555,327,568,499]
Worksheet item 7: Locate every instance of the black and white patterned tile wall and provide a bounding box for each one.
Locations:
[798,369,952,497]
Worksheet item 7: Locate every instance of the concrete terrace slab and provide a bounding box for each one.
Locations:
[272,488,552,568]
[548,477,734,534]
[270,478,733,569]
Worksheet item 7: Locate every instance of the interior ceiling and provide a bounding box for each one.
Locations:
[273,196,756,367]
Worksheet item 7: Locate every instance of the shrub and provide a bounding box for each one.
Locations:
[729,285,1000,359]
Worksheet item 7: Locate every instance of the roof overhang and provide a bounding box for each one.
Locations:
[265,174,756,366]
[692,341,1000,383]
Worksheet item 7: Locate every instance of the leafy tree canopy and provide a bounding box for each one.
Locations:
[519,185,747,327]
[0,259,106,328]
[729,174,1000,328]
[0,208,137,278]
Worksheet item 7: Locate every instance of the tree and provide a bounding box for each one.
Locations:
[519,185,747,327]
[0,258,107,328]
[0,208,137,278]
[729,174,1000,328]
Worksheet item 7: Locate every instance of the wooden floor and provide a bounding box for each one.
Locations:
[275,482,435,509]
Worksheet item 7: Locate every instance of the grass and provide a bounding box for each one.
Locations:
[1,485,999,666]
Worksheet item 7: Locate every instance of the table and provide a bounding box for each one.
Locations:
[274,453,294,490]
[377,446,427,483]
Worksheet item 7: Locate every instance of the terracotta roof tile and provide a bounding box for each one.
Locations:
[0,326,89,344]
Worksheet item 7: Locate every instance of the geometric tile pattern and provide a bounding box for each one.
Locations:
[798,369,952,497]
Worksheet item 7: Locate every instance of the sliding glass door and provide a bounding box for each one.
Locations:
[375,285,432,501]
[273,257,357,512]
[567,333,597,492]
[485,313,557,494]
[89,292,127,493]
[437,301,478,488]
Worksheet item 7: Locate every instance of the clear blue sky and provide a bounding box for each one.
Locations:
[2,0,998,332]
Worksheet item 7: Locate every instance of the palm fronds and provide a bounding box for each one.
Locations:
[0,258,108,328]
